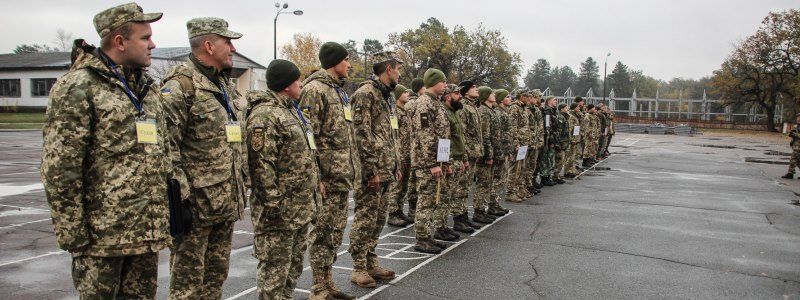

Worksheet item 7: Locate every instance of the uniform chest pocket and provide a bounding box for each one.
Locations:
[189,95,226,140]
[280,119,307,149]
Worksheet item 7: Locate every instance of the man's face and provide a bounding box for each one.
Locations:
[466,86,478,98]
[431,81,446,95]
[120,22,156,68]
[502,96,512,106]
[547,98,556,107]
[208,36,236,70]
[388,63,402,85]
[451,92,462,101]
[285,79,302,99]
[533,96,541,105]
[561,106,569,113]
[333,56,351,78]
[487,93,496,106]
[398,91,409,104]
[579,101,585,108]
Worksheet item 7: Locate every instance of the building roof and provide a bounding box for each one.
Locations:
[151,47,266,70]
[0,52,70,70]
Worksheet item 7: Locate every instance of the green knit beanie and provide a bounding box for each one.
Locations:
[477,86,493,102]
[423,68,446,88]
[494,89,509,102]
[410,78,424,93]
[319,42,348,69]
[392,84,407,99]
[266,59,301,92]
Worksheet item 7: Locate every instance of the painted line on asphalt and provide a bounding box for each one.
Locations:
[0,204,49,212]
[470,212,514,237]
[574,137,641,180]
[0,218,50,230]
[0,251,66,268]
[0,171,40,176]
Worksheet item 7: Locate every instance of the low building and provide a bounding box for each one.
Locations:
[0,48,267,110]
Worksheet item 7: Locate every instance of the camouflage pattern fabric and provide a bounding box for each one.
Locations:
[72,253,158,299]
[168,221,234,299]
[255,224,310,300]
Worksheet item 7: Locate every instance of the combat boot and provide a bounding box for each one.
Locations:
[430,238,449,249]
[541,177,555,186]
[582,159,592,168]
[350,269,376,288]
[491,204,509,215]
[399,211,414,224]
[386,211,408,227]
[453,215,476,233]
[506,194,523,203]
[434,227,458,241]
[368,265,396,281]
[466,212,487,228]
[414,238,442,254]
[443,226,460,239]
[782,172,794,179]
[326,267,355,299]
[555,178,566,184]
[408,207,416,219]
[311,274,335,300]
[472,210,493,224]
[487,206,504,217]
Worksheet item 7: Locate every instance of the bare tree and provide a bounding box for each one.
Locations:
[52,29,73,52]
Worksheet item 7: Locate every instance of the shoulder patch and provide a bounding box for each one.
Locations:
[251,127,264,151]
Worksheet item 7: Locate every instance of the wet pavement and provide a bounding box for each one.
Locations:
[1,131,798,299]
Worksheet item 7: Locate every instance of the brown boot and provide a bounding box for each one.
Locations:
[310,272,335,300]
[350,269,376,288]
[326,267,355,299]
[368,265,396,281]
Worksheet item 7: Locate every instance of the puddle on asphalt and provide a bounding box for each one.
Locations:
[689,144,736,149]
[744,157,789,165]
[702,137,723,140]
[764,150,792,156]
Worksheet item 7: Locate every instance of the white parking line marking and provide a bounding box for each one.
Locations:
[0,251,66,268]
[0,218,50,230]
[332,266,354,271]
[0,204,49,211]
[470,212,513,237]
[0,183,44,197]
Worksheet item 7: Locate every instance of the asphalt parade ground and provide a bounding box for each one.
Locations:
[1,131,799,299]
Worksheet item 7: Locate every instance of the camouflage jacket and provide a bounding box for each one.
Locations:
[529,105,545,149]
[410,92,450,170]
[396,105,412,169]
[299,70,361,192]
[477,102,496,161]
[553,111,570,150]
[790,125,800,150]
[351,77,399,182]
[542,106,557,147]
[582,113,600,140]
[607,112,616,135]
[160,57,247,225]
[457,97,483,162]
[41,43,170,256]
[246,90,318,232]
[508,100,530,147]
[495,105,513,158]
[598,111,609,136]
[445,102,467,160]
[568,111,582,144]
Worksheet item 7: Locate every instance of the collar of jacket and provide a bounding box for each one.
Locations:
[368,75,392,99]
[190,54,231,86]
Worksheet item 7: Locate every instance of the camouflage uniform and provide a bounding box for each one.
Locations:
[403,94,421,213]
[348,75,399,271]
[41,31,169,300]
[475,102,497,214]
[160,19,247,299]
[582,112,601,159]
[526,102,544,189]
[566,110,583,175]
[410,92,450,239]
[246,90,318,300]
[788,125,800,175]
[442,92,468,225]
[597,111,609,157]
[604,111,616,154]
[492,105,513,204]
[385,103,411,214]
[456,96,483,215]
[538,106,557,178]
[552,110,570,180]
[507,96,530,201]
[300,69,361,294]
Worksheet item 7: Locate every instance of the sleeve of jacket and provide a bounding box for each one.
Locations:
[40,74,92,252]
[299,85,324,137]
[479,108,493,160]
[160,79,191,199]
[352,89,378,178]
[247,112,283,219]
[399,109,412,167]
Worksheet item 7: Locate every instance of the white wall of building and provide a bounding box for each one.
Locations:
[0,69,66,107]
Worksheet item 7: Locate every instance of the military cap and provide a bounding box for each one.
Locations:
[392,84,408,99]
[423,68,446,88]
[319,42,349,69]
[495,89,509,102]
[187,17,243,39]
[511,88,526,99]
[458,80,475,96]
[444,84,460,94]
[410,78,425,93]
[477,86,493,102]
[372,51,404,65]
[531,89,543,97]
[94,2,162,38]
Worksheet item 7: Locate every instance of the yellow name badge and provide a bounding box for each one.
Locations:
[225,122,242,143]
[390,116,399,129]
[135,119,158,144]
[344,105,353,122]
[306,131,317,150]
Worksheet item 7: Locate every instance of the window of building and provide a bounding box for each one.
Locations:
[0,79,21,98]
[31,78,57,97]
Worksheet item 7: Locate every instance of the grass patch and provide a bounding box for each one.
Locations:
[0,113,46,123]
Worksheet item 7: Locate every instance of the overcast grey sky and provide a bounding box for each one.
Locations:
[2,0,798,82]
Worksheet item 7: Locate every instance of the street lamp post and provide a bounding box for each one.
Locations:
[274,2,303,60]
[603,52,610,102]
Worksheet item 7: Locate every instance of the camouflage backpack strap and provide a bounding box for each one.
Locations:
[162,65,196,99]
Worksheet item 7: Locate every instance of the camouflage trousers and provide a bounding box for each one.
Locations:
[413,169,443,239]
[583,138,599,159]
[507,157,526,200]
[446,160,470,218]
[597,134,607,156]
[538,147,555,177]
[566,142,582,175]
[308,191,349,286]
[525,147,540,188]
[71,252,158,299]
[473,163,494,212]
[169,220,234,299]
[491,158,509,204]
[604,134,614,153]
[554,148,568,180]
[789,148,800,174]
[255,223,310,300]
[348,182,390,270]
[385,166,411,213]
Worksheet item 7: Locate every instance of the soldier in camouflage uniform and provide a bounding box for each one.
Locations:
[403,77,425,218]
[489,89,512,216]
[538,96,558,186]
[526,90,544,195]
[439,84,471,237]
[348,51,403,289]
[552,104,571,184]
[596,103,609,159]
[565,103,583,177]
[507,89,531,202]
[474,87,499,224]
[246,60,318,300]
[601,105,616,157]
[783,114,800,179]
[40,3,169,298]
[455,81,484,230]
[582,104,601,167]
[409,69,451,254]
[160,17,247,299]
[300,42,361,300]
[386,84,414,227]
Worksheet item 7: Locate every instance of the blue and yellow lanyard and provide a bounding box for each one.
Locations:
[108,61,144,116]
[218,82,236,121]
